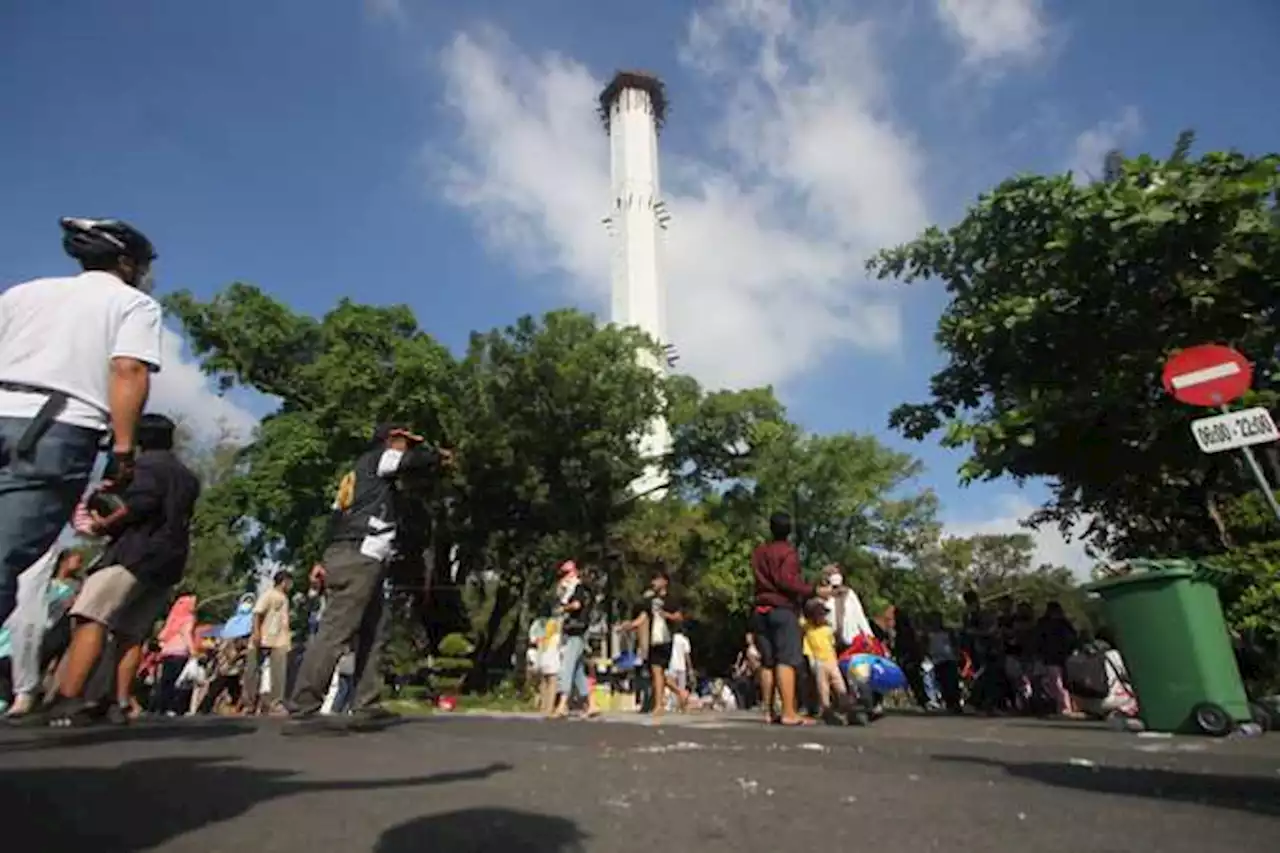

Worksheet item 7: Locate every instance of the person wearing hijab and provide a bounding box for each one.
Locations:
[819,565,874,650]
[3,548,83,717]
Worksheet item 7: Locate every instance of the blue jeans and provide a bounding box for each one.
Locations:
[0,417,99,625]
[558,635,590,700]
[333,674,354,714]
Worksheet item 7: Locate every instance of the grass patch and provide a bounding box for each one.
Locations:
[382,691,537,716]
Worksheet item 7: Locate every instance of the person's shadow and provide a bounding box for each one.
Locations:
[935,754,1280,818]
[376,808,588,853]
[0,755,513,853]
[0,717,256,753]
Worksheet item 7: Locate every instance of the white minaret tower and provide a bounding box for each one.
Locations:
[600,71,673,498]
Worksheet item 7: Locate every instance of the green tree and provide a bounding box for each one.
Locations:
[171,420,253,621]
[868,138,1280,559]
[166,288,671,684]
[166,285,459,568]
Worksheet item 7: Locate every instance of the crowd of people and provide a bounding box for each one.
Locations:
[0,215,1141,733]
[0,217,454,732]
[520,511,1137,728]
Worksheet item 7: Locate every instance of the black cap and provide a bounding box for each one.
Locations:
[373,423,423,444]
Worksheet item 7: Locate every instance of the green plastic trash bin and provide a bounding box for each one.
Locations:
[1084,563,1251,736]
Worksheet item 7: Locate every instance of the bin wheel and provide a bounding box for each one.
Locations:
[1248,702,1272,732]
[1191,702,1233,737]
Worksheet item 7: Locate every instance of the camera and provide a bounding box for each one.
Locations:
[86,489,126,517]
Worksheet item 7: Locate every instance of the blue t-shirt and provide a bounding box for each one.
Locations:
[45,579,77,627]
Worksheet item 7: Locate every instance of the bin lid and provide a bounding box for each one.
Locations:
[1083,559,1197,594]
[1084,569,1193,594]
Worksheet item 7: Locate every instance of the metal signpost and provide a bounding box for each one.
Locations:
[1162,344,1280,523]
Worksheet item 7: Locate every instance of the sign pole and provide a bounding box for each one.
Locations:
[1220,404,1280,524]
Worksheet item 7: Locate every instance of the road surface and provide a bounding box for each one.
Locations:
[1,712,1276,852]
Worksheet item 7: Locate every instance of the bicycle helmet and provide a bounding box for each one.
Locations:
[60,217,157,265]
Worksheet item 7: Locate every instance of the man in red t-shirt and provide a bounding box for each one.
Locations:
[751,512,829,726]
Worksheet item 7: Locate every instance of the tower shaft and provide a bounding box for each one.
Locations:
[601,72,671,497]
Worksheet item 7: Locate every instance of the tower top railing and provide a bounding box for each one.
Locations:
[598,70,668,135]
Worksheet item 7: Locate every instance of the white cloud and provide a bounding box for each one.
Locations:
[1066,106,1142,181]
[947,493,1096,580]
[934,0,1049,65]
[365,0,405,21]
[434,0,930,390]
[149,328,258,444]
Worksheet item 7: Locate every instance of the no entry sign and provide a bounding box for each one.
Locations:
[1161,344,1253,407]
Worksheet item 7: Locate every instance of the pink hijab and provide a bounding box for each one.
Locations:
[157,595,197,656]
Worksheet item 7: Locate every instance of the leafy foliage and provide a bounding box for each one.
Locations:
[868,138,1280,559]
[170,420,253,621]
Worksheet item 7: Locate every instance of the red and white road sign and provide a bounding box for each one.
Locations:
[1162,344,1253,407]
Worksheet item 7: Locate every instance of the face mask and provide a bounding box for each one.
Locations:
[135,266,155,294]
[828,573,843,588]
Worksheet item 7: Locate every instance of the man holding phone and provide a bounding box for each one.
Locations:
[27,413,199,727]
[286,422,452,732]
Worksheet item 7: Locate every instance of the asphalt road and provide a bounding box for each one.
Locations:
[1,712,1277,853]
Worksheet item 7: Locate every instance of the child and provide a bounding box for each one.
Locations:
[537,618,562,717]
[801,598,847,724]
[924,611,962,713]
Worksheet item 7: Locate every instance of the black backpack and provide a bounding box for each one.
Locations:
[1064,650,1109,699]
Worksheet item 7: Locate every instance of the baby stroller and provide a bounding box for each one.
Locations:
[837,635,907,726]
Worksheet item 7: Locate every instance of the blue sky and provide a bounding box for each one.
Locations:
[2,0,1277,573]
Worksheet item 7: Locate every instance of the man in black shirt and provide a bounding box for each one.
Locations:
[33,413,199,726]
[286,422,450,731]
[621,569,689,719]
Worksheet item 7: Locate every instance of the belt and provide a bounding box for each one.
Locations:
[0,384,70,458]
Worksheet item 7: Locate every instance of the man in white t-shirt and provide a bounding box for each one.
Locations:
[0,217,163,625]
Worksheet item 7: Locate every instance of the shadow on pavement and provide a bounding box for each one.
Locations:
[935,755,1280,817]
[0,718,257,752]
[0,755,513,853]
[1004,720,1112,733]
[377,808,588,853]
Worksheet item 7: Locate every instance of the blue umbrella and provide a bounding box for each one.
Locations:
[218,594,256,640]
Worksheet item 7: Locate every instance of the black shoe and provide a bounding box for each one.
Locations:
[352,706,400,723]
[17,697,96,729]
[282,711,341,736]
[105,703,131,726]
[348,706,401,731]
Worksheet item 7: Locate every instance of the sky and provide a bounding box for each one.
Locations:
[2,0,1277,577]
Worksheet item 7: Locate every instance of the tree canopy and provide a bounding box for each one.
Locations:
[868,137,1280,560]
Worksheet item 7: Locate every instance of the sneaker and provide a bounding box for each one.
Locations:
[105,703,131,726]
